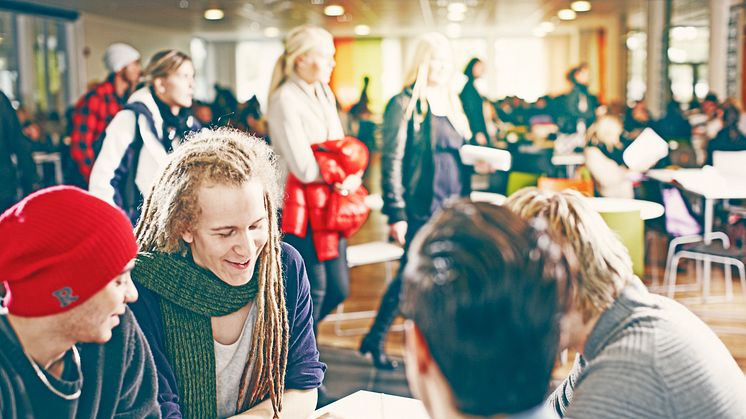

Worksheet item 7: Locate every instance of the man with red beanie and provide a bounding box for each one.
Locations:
[0,186,159,418]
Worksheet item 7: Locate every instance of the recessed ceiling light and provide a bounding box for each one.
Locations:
[533,28,547,38]
[264,26,280,37]
[571,1,592,12]
[204,8,224,20]
[324,5,344,16]
[558,9,577,20]
[447,2,467,14]
[354,24,371,36]
[178,0,189,9]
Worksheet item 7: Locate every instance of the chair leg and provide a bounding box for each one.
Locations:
[703,258,712,303]
[668,254,682,298]
[738,262,746,302]
[725,262,733,301]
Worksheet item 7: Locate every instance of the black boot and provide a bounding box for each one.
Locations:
[359,276,402,370]
[359,335,398,370]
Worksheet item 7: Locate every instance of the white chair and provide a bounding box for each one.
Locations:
[324,241,404,336]
[665,233,746,302]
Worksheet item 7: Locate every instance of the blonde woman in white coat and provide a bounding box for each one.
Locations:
[267,25,359,330]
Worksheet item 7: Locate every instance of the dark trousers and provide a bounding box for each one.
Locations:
[363,218,426,346]
[284,232,350,331]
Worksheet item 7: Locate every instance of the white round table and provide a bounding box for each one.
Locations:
[585,197,664,220]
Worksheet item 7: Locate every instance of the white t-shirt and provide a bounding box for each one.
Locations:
[214,303,258,419]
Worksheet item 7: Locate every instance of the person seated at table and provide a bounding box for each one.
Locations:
[401,199,573,419]
[0,186,159,418]
[583,114,635,198]
[706,99,746,165]
[505,188,746,419]
[129,128,325,418]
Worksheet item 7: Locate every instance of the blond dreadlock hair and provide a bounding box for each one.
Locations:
[135,127,289,417]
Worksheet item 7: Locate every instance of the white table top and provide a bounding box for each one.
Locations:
[585,197,665,220]
[310,390,431,419]
[646,168,746,200]
[551,153,585,166]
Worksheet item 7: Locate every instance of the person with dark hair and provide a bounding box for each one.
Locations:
[459,58,488,145]
[0,91,39,212]
[349,76,377,152]
[401,199,572,419]
[560,63,598,133]
[706,99,746,165]
[0,186,159,418]
[70,43,142,184]
[655,101,691,140]
[623,99,651,136]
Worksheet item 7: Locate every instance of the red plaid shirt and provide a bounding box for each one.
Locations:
[70,76,126,182]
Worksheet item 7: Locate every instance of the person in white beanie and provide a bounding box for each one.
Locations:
[69,43,142,185]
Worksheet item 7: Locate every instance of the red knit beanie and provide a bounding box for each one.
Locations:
[0,186,137,317]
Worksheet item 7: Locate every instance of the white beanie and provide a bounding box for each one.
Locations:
[103,43,140,73]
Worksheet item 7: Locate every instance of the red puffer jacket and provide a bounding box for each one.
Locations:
[282,137,370,261]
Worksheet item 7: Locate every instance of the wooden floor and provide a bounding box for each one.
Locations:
[316,154,746,376]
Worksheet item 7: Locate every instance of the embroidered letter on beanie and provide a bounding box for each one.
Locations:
[52,287,79,308]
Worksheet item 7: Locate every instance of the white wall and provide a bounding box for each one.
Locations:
[76,13,192,89]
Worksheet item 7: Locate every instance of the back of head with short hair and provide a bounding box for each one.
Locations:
[505,188,633,317]
[402,199,573,416]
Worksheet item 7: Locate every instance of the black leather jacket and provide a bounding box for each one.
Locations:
[381,88,469,224]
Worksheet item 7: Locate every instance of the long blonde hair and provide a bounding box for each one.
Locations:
[268,25,334,99]
[135,128,288,417]
[504,188,633,318]
[402,32,471,137]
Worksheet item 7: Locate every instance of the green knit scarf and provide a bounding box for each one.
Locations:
[133,251,258,419]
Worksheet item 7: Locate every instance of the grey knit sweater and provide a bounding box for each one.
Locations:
[549,283,746,419]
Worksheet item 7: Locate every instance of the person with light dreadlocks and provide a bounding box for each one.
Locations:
[129,128,324,419]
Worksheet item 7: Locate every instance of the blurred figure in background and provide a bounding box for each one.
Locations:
[583,114,634,198]
[89,49,198,224]
[360,32,477,370]
[560,63,598,134]
[0,91,39,212]
[706,99,746,165]
[459,58,488,145]
[267,25,358,331]
[348,75,377,153]
[70,43,142,184]
[623,99,651,137]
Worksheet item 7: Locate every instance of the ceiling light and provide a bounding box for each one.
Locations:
[324,5,344,16]
[533,28,547,38]
[446,22,461,38]
[558,9,577,20]
[178,0,189,9]
[203,8,224,20]
[447,2,467,14]
[539,21,555,32]
[571,1,592,12]
[311,0,323,4]
[354,24,371,36]
[448,11,465,22]
[264,26,280,37]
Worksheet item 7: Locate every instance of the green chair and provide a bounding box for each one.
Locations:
[506,171,541,196]
[599,210,644,277]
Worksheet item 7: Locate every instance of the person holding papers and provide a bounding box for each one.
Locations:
[360,32,484,370]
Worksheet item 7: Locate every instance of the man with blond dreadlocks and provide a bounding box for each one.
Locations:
[129,128,325,419]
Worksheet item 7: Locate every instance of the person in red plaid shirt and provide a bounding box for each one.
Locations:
[70,43,141,183]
